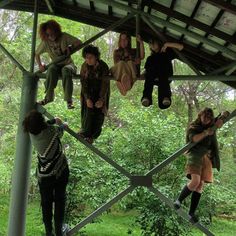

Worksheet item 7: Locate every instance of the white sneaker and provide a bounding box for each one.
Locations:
[162,97,171,106]
[141,98,150,107]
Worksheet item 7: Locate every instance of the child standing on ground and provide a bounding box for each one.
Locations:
[23,110,69,236]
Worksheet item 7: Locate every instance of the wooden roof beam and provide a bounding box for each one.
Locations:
[203,0,236,15]
[142,0,236,44]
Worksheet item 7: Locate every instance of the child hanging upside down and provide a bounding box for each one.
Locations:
[79,45,110,144]
[141,39,183,109]
[174,108,229,223]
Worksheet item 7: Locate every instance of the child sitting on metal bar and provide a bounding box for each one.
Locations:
[111,31,145,96]
[78,45,110,144]
[23,110,69,236]
[141,38,183,109]
[174,108,229,223]
[35,19,82,109]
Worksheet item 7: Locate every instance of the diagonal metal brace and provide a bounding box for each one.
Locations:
[36,104,132,178]
[146,109,236,176]
[148,186,215,236]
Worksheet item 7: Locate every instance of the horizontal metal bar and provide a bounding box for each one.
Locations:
[67,186,135,236]
[0,43,27,72]
[146,109,236,176]
[209,61,236,75]
[37,104,132,178]
[36,72,236,81]
[148,187,215,236]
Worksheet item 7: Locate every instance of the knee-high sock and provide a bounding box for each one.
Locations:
[177,185,192,203]
[189,191,201,216]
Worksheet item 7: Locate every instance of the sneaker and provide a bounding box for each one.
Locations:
[173,200,181,210]
[67,101,75,109]
[162,97,171,106]
[85,137,94,144]
[141,98,150,107]
[189,213,199,224]
[62,224,70,236]
[38,98,50,106]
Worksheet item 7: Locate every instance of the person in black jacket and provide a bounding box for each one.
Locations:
[141,38,183,109]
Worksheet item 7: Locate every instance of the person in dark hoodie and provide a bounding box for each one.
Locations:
[23,110,69,236]
[79,45,110,143]
[174,108,229,223]
[141,38,183,109]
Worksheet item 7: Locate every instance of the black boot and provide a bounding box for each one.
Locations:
[189,191,201,223]
[174,185,192,209]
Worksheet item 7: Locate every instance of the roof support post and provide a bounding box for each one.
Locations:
[44,0,55,14]
[136,0,141,76]
[7,1,39,235]
[209,61,236,75]
[96,0,236,59]
[141,15,202,75]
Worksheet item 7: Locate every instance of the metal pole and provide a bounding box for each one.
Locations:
[37,105,132,178]
[146,109,236,176]
[0,43,27,72]
[67,186,135,236]
[141,15,202,76]
[136,0,141,76]
[148,187,215,236]
[34,13,135,76]
[96,0,236,59]
[8,1,39,235]
[209,61,236,75]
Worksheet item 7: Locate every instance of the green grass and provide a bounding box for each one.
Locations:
[1,194,236,236]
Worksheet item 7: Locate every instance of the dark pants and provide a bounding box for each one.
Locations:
[45,64,76,102]
[38,166,69,236]
[81,106,105,139]
[142,70,172,109]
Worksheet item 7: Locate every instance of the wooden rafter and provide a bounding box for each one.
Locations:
[142,0,236,44]
[202,0,236,15]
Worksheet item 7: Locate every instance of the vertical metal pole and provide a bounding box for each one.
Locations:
[136,0,141,76]
[8,1,39,235]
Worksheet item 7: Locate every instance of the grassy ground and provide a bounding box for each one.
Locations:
[1,194,235,236]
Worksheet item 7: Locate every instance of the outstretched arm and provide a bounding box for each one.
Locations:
[161,42,184,52]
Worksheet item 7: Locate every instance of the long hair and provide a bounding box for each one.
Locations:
[118,31,131,49]
[192,107,214,126]
[22,110,47,135]
[39,20,62,41]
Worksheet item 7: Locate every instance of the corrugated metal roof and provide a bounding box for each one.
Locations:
[0,0,236,87]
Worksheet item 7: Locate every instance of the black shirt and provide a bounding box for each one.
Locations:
[145,48,176,77]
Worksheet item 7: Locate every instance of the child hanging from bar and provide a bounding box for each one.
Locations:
[141,38,183,109]
[174,108,230,223]
[111,31,145,96]
[23,110,69,236]
[79,45,110,144]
